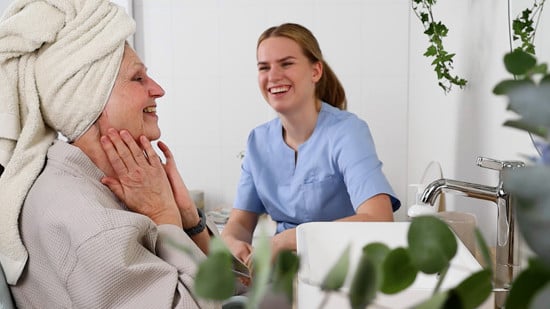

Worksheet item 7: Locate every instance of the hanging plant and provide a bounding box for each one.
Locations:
[411,0,467,93]
[512,0,546,55]
[412,0,546,93]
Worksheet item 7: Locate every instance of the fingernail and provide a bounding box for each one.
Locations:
[107,128,117,136]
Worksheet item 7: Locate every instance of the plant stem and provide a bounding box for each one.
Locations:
[433,265,449,295]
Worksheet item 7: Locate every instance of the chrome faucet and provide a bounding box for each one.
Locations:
[420,157,525,308]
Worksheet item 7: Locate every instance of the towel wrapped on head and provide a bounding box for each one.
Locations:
[0,0,135,284]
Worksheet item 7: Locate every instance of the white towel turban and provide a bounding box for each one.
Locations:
[0,0,135,284]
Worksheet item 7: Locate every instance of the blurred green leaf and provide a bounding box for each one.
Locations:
[507,84,550,129]
[504,167,550,263]
[504,48,537,75]
[194,237,236,300]
[504,166,550,200]
[507,258,550,309]
[210,236,230,253]
[381,247,417,294]
[502,120,548,138]
[411,291,449,309]
[408,216,457,274]
[195,251,235,300]
[532,63,548,75]
[363,242,390,289]
[492,79,533,95]
[348,251,376,309]
[271,250,300,302]
[451,270,493,309]
[246,230,272,309]
[321,244,351,291]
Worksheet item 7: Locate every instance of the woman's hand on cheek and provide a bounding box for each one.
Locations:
[100,128,182,227]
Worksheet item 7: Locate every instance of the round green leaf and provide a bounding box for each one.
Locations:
[504,48,537,75]
[451,270,493,309]
[381,247,417,294]
[348,252,376,309]
[408,216,457,274]
[194,251,235,300]
[492,79,532,95]
[363,242,390,289]
[321,244,350,291]
[507,258,550,309]
[363,243,390,265]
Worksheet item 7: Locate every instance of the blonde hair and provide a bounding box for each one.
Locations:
[257,23,347,110]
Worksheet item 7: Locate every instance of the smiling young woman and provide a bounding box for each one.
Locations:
[222,23,401,269]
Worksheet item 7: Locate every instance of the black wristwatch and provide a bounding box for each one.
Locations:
[184,208,206,236]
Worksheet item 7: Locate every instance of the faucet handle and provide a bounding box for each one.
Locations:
[476,157,525,171]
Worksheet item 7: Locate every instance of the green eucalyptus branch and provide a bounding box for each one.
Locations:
[493,2,550,307]
[319,216,493,308]
[411,0,467,93]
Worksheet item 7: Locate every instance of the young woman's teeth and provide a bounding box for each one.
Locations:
[143,106,156,113]
[270,86,288,94]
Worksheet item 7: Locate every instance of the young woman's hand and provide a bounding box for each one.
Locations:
[100,129,182,227]
[270,228,297,262]
[225,237,254,265]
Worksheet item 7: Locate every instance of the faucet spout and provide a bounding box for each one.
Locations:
[420,178,499,205]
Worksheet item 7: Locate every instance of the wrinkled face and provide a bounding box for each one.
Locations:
[257,37,322,114]
[97,45,165,141]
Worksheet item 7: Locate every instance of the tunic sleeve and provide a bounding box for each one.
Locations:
[334,118,401,211]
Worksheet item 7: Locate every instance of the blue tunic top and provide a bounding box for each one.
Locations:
[234,103,401,233]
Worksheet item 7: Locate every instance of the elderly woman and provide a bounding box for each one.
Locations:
[0,0,219,308]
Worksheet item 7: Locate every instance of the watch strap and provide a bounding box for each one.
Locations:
[184,208,206,236]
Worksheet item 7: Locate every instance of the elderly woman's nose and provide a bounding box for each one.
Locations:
[149,78,165,97]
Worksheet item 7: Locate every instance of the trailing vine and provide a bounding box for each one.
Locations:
[411,0,467,93]
[512,0,546,55]
[412,0,546,93]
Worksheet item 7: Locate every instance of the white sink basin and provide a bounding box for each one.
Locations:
[296,221,493,308]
